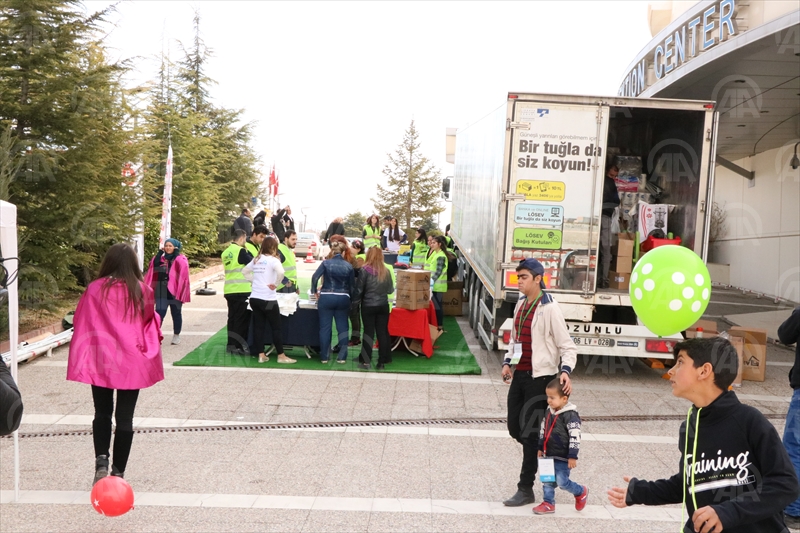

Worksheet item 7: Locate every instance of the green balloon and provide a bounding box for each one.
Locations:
[629,245,712,337]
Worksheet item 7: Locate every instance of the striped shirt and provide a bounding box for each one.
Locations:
[515,299,540,372]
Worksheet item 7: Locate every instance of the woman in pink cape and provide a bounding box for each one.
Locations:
[144,237,191,345]
[68,243,164,485]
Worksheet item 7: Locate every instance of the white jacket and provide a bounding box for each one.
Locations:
[242,255,284,301]
[503,291,577,377]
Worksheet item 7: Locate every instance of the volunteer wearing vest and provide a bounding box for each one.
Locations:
[500,258,577,508]
[245,225,268,257]
[349,239,366,346]
[362,214,382,249]
[445,223,455,251]
[277,230,299,294]
[222,229,254,355]
[425,236,449,329]
[409,228,429,268]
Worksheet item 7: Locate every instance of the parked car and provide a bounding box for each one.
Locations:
[294,232,321,259]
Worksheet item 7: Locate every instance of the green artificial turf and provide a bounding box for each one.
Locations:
[173,315,481,375]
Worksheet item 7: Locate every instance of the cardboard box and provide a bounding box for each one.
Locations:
[396,269,431,291]
[727,327,768,382]
[442,289,463,316]
[612,233,635,258]
[729,335,744,387]
[409,324,442,353]
[608,271,630,290]
[611,254,633,274]
[395,288,430,311]
[686,319,719,337]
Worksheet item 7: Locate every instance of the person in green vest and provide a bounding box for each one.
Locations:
[426,235,449,329]
[245,225,268,257]
[445,223,455,251]
[277,230,299,294]
[222,229,254,355]
[409,228,429,268]
[362,214,382,249]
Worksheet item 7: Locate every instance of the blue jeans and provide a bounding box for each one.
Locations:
[155,294,182,334]
[318,294,350,362]
[542,458,584,505]
[784,388,800,517]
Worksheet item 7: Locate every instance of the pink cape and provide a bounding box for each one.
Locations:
[67,279,164,390]
[144,253,191,303]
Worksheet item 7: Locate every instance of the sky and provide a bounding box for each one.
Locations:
[85,0,655,232]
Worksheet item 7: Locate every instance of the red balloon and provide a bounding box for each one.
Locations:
[91,476,134,517]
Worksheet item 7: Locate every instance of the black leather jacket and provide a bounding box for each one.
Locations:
[352,265,394,308]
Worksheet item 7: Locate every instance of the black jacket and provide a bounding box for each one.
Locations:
[779,306,800,389]
[325,222,344,242]
[538,403,581,460]
[233,214,253,237]
[601,175,620,217]
[352,265,394,308]
[626,391,799,533]
[0,363,23,435]
[271,212,286,243]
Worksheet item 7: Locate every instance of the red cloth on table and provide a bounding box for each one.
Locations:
[388,302,437,357]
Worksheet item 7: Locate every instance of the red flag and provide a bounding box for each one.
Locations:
[273,170,279,197]
[268,165,276,197]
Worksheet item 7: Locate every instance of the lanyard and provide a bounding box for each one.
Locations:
[542,412,559,455]
[515,293,542,342]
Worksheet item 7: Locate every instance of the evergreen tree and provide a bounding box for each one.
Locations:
[0,0,139,301]
[342,211,367,237]
[372,121,444,233]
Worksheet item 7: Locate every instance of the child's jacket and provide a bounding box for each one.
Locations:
[626,391,799,533]
[538,402,581,461]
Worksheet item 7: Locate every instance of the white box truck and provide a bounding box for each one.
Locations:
[448,92,718,359]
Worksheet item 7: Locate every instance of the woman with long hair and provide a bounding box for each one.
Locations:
[68,243,164,485]
[143,238,191,345]
[382,217,407,253]
[348,239,367,346]
[426,236,450,329]
[410,228,429,267]
[353,247,395,370]
[311,235,355,363]
[362,214,382,249]
[243,236,296,364]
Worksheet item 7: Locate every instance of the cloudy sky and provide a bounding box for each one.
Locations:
[86,1,654,231]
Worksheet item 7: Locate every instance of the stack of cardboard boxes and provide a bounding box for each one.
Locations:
[395,270,431,311]
[685,320,768,384]
[609,233,635,290]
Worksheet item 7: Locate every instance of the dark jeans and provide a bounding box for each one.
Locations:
[507,371,555,493]
[250,298,283,356]
[359,304,391,365]
[599,214,612,284]
[155,297,183,334]
[91,385,140,474]
[349,303,361,341]
[784,388,800,516]
[432,291,444,328]
[224,293,251,351]
[318,293,350,361]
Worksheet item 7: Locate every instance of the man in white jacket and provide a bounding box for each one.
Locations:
[501,258,578,507]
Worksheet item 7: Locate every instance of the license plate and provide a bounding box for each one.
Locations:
[571,337,615,347]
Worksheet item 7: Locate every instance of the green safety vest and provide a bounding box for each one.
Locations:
[445,235,454,250]
[356,253,366,261]
[388,265,397,307]
[411,241,429,266]
[245,241,259,257]
[363,225,381,249]
[425,250,448,293]
[277,243,297,291]
[222,243,251,294]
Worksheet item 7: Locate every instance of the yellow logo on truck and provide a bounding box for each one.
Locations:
[515,180,565,202]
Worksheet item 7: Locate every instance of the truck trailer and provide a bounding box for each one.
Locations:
[448,92,718,359]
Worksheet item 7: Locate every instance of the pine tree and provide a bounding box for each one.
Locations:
[372,121,444,234]
[0,0,139,303]
[342,211,367,237]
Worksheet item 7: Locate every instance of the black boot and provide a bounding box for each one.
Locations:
[503,489,535,507]
[93,455,109,485]
[110,464,125,479]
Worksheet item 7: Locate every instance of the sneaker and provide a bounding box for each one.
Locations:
[575,486,588,511]
[171,334,181,345]
[532,502,555,515]
[357,363,370,370]
[93,455,109,486]
[785,513,800,530]
[336,359,347,364]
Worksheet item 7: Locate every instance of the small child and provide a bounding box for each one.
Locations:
[607,337,800,533]
[532,378,588,514]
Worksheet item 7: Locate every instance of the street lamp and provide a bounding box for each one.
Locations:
[301,206,312,233]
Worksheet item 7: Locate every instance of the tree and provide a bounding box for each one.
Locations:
[372,120,444,233]
[342,211,367,237]
[0,0,140,300]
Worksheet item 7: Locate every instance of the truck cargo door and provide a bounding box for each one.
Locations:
[503,101,610,293]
